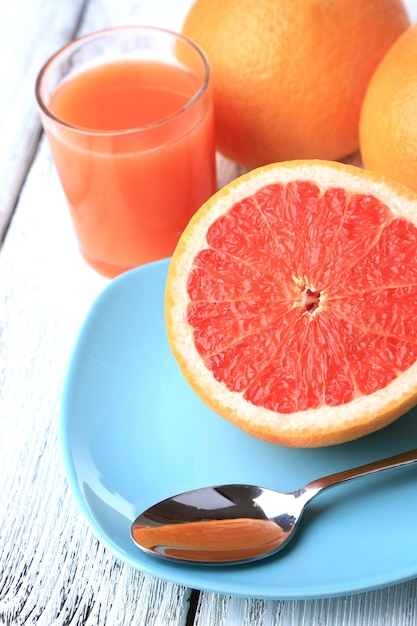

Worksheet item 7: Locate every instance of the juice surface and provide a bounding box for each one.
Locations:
[50,60,200,130]
[46,59,215,276]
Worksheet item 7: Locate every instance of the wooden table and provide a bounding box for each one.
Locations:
[1,1,417,623]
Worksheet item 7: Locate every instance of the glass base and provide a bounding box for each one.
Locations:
[81,251,134,278]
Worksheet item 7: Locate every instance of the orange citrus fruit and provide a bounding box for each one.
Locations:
[165,160,417,448]
[360,22,417,195]
[182,0,410,168]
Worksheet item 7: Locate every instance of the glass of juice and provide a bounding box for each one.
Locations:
[35,26,216,277]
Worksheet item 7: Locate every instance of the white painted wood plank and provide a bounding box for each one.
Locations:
[76,0,195,33]
[193,583,417,625]
[0,0,86,241]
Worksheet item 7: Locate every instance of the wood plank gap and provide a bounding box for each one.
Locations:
[69,0,91,40]
[185,589,201,626]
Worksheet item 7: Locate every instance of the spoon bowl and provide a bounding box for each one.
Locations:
[131,447,417,565]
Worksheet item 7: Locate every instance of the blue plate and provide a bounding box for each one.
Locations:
[61,258,417,600]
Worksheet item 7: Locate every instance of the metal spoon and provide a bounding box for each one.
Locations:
[131,447,417,565]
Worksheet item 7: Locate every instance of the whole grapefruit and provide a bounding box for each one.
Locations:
[182,0,410,168]
[360,22,417,194]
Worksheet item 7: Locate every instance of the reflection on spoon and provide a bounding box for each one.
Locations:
[131,447,417,565]
[132,516,290,563]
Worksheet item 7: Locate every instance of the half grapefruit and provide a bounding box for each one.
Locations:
[165,160,417,447]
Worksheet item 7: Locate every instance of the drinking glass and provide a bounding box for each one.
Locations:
[36,26,216,277]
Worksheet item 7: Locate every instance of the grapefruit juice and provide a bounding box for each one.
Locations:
[36,28,215,277]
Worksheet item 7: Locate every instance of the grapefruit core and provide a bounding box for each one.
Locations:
[165,160,417,447]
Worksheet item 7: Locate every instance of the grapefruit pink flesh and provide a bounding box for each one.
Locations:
[185,181,417,413]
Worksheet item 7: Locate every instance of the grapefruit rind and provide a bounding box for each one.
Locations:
[165,160,417,447]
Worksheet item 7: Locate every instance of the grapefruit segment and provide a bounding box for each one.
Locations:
[165,160,417,447]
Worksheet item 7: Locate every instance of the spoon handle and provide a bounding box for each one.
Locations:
[304,446,417,496]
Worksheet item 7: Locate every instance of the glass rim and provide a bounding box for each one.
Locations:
[35,25,211,137]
